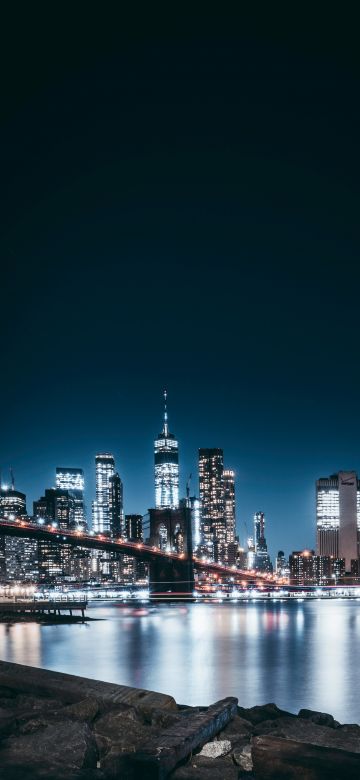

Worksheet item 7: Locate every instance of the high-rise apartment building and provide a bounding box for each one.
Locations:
[56,468,85,527]
[154,391,179,510]
[316,471,360,570]
[198,448,225,561]
[289,550,345,586]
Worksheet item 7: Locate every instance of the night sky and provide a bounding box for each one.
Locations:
[1,8,359,559]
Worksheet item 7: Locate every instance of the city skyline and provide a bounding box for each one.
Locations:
[3,410,360,561]
[2,12,359,565]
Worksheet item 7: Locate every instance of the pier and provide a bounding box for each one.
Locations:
[0,597,87,620]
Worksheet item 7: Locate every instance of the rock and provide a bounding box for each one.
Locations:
[233,743,253,771]
[252,734,360,779]
[18,718,48,734]
[338,724,360,738]
[253,715,360,752]
[55,697,99,722]
[0,720,97,772]
[0,686,17,700]
[151,708,182,729]
[130,696,238,778]
[237,702,295,725]
[218,714,254,744]
[199,739,231,757]
[94,709,154,758]
[298,708,341,728]
[172,754,239,779]
[15,694,62,710]
[0,710,16,738]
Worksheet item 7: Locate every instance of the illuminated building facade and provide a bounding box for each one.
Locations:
[276,550,290,578]
[223,469,236,549]
[125,514,143,541]
[289,549,345,586]
[198,448,225,561]
[154,391,179,510]
[254,511,272,572]
[179,496,201,551]
[109,472,124,536]
[316,471,360,570]
[56,467,85,528]
[0,488,27,519]
[92,453,115,534]
[33,488,75,529]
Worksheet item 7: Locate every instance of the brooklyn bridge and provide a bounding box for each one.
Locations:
[0,518,277,597]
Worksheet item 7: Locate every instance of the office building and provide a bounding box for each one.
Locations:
[198,448,225,561]
[316,471,360,571]
[0,487,27,518]
[33,488,75,529]
[180,495,202,552]
[254,511,273,572]
[125,514,143,541]
[56,468,85,528]
[109,472,124,536]
[92,453,115,534]
[154,391,179,510]
[276,550,290,579]
[223,469,236,548]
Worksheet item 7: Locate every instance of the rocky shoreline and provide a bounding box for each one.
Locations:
[0,661,359,779]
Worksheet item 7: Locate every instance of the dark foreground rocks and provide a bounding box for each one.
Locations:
[0,661,360,779]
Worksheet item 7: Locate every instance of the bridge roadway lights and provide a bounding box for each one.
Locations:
[149,555,195,600]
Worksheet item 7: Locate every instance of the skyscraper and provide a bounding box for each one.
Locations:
[198,448,225,561]
[253,511,272,572]
[92,453,115,534]
[109,472,124,537]
[56,467,85,527]
[154,391,179,510]
[0,487,27,518]
[223,469,236,546]
[316,471,360,570]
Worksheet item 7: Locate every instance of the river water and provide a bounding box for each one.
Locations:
[1,600,359,724]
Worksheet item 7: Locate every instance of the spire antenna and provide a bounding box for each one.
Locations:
[163,389,168,436]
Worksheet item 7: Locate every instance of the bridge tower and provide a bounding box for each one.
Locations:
[148,505,194,597]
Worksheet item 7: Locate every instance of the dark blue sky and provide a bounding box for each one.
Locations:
[1,8,359,559]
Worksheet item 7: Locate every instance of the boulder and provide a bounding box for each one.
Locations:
[298,708,340,728]
[18,718,48,735]
[252,734,360,779]
[94,709,155,758]
[0,710,16,738]
[233,743,253,771]
[0,720,97,772]
[198,739,231,757]
[218,714,254,744]
[172,754,240,779]
[253,715,360,752]
[54,697,99,723]
[237,702,295,725]
[151,708,183,729]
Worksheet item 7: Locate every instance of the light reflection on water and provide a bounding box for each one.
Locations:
[0,601,359,724]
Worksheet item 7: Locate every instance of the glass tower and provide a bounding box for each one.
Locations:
[198,448,225,561]
[56,467,85,528]
[316,471,360,569]
[154,391,179,509]
[92,453,115,534]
